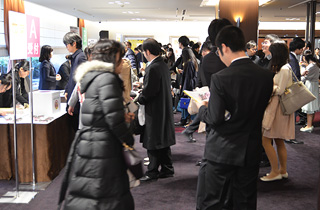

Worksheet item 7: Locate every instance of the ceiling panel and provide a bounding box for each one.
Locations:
[25,0,320,22]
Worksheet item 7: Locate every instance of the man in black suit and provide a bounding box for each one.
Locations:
[138,38,176,181]
[196,26,273,209]
[285,37,306,143]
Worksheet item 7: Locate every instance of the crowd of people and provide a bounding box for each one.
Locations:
[0,17,319,210]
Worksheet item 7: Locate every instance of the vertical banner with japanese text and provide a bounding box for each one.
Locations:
[82,27,87,50]
[26,15,40,57]
[9,11,27,60]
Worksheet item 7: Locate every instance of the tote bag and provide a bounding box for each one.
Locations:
[279,65,316,115]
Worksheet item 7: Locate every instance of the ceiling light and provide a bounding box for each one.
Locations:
[108,2,115,4]
[135,12,140,14]
[128,11,134,14]
[124,2,130,4]
[285,18,301,21]
[122,11,127,13]
[200,0,219,7]
[200,0,274,7]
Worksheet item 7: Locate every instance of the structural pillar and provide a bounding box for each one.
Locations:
[219,0,259,43]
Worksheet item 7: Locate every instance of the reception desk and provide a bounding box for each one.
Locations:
[0,104,74,183]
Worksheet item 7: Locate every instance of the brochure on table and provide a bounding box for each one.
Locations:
[0,103,66,125]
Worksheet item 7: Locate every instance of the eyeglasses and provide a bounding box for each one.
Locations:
[251,48,257,51]
[262,41,270,45]
[215,49,220,57]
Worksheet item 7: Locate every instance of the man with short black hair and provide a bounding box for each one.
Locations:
[289,37,305,81]
[124,41,138,74]
[287,37,307,138]
[138,38,176,182]
[63,32,87,131]
[196,26,273,209]
[246,40,258,61]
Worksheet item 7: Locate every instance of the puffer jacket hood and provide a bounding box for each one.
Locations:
[74,60,114,93]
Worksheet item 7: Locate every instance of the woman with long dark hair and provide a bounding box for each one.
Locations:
[59,39,134,210]
[300,51,320,132]
[164,48,175,68]
[175,48,198,127]
[261,42,295,182]
[38,45,61,90]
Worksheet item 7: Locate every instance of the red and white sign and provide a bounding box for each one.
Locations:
[26,15,40,57]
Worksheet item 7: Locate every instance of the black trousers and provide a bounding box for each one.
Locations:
[146,147,174,178]
[196,160,259,210]
[185,114,201,134]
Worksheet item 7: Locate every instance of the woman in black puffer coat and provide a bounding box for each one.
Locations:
[59,39,134,210]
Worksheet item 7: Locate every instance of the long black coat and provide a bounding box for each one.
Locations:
[61,60,134,210]
[199,58,273,167]
[138,56,175,150]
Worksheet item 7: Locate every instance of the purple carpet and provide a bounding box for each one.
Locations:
[0,112,319,210]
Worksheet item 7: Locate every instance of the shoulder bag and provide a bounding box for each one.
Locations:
[279,65,316,115]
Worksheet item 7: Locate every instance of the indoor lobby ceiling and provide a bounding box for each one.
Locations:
[25,0,320,22]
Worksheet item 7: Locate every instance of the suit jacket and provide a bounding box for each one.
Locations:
[289,52,301,81]
[198,58,273,167]
[201,47,226,87]
[56,60,71,90]
[138,56,176,150]
[39,60,57,90]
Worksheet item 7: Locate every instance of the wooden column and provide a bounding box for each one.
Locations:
[219,0,259,43]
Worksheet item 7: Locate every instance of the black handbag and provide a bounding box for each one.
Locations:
[122,143,144,179]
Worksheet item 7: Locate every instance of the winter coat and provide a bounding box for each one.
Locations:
[138,56,176,150]
[60,60,134,210]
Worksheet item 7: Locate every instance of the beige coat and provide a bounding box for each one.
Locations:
[120,59,132,103]
[263,64,295,140]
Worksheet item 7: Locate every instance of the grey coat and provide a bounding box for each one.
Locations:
[61,60,134,210]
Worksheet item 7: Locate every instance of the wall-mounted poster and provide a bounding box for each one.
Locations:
[124,36,153,50]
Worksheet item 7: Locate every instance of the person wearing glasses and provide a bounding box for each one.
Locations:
[196,25,273,209]
[254,34,280,70]
[245,40,258,61]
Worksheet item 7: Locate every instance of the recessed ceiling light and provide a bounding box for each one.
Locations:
[108,2,115,4]
[200,0,219,7]
[135,12,140,14]
[124,2,130,4]
[128,11,134,14]
[285,18,301,21]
